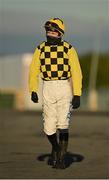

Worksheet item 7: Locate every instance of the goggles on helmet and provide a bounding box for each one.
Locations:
[44,21,64,35]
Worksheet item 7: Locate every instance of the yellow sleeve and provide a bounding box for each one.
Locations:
[29,47,41,93]
[68,47,82,96]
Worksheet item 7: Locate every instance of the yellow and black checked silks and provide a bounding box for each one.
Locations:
[38,41,72,80]
[29,40,82,96]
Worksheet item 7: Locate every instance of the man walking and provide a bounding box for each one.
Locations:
[29,18,82,169]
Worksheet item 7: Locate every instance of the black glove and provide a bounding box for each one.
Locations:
[31,92,38,103]
[72,96,80,109]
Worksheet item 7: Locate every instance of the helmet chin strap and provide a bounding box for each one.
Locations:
[46,35,62,45]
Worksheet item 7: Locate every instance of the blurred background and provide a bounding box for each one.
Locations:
[0,1,109,178]
[0,0,109,111]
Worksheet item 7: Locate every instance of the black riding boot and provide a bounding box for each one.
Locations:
[47,133,60,167]
[58,129,69,169]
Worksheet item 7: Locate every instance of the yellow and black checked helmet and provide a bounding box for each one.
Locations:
[44,18,65,36]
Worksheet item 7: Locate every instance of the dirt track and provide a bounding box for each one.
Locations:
[0,110,109,179]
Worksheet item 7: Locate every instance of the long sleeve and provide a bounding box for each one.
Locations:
[29,47,41,93]
[68,47,82,96]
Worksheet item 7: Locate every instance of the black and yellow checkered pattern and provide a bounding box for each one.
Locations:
[38,41,72,80]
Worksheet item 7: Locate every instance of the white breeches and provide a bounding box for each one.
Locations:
[42,79,73,135]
